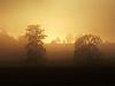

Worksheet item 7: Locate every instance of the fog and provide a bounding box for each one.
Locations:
[0,29,115,67]
[0,0,115,42]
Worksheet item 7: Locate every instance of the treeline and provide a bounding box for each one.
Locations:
[0,25,115,66]
[0,29,26,65]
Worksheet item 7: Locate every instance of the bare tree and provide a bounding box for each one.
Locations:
[25,24,47,65]
[74,34,103,65]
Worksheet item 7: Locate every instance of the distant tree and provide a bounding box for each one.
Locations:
[66,34,73,44]
[50,40,57,44]
[0,28,21,61]
[55,37,61,43]
[50,37,61,44]
[63,39,66,44]
[74,34,103,65]
[25,24,47,65]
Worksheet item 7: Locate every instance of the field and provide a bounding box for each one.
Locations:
[0,43,115,83]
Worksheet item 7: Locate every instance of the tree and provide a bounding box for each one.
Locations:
[0,28,21,62]
[74,34,103,65]
[25,24,47,65]
[55,37,61,44]
[65,34,74,44]
[50,37,61,44]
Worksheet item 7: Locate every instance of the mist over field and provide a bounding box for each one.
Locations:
[0,29,115,67]
[0,0,115,83]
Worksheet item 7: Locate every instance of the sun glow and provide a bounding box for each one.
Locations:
[0,0,115,43]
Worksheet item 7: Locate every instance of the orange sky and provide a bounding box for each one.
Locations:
[0,0,115,43]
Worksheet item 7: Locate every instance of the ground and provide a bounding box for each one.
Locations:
[0,66,115,84]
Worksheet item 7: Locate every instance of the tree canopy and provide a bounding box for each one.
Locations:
[74,34,103,65]
[25,24,47,65]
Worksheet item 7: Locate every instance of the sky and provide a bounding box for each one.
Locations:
[0,0,115,43]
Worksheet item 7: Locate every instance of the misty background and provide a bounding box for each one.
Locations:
[0,0,115,42]
[0,0,115,66]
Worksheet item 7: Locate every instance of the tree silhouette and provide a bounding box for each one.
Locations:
[55,37,61,43]
[50,37,61,44]
[74,34,103,65]
[25,24,47,65]
[66,34,74,44]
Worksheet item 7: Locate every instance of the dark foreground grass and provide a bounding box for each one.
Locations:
[0,66,115,84]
